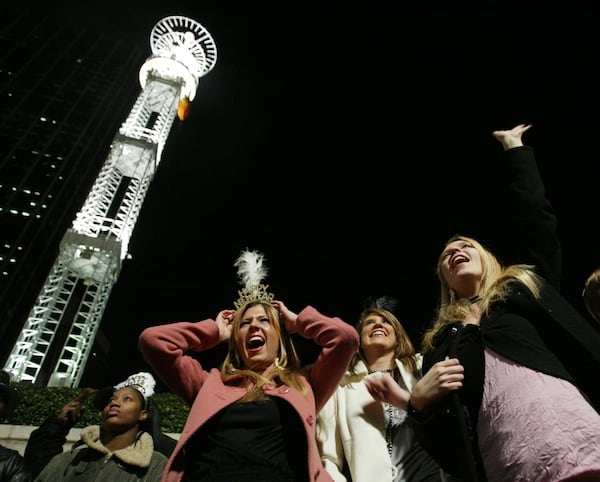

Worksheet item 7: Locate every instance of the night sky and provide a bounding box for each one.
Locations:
[27,1,600,389]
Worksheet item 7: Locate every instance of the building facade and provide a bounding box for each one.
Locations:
[0,5,148,384]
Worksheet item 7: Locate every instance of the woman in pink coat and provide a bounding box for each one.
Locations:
[138,250,359,482]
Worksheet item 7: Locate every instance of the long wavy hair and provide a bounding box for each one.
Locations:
[350,307,419,378]
[421,235,542,353]
[221,301,307,401]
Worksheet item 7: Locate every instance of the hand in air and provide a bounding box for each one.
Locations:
[216,309,235,343]
[492,123,532,150]
[57,388,97,425]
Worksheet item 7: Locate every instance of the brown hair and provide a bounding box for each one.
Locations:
[221,301,308,401]
[350,308,419,378]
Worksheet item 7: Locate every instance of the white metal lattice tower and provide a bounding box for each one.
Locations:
[3,16,217,387]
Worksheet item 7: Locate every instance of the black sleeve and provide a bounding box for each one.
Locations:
[23,416,72,478]
[494,146,562,288]
[0,446,33,482]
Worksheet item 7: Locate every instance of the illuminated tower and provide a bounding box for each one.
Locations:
[3,15,217,387]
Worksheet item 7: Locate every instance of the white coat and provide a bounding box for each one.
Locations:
[316,356,441,482]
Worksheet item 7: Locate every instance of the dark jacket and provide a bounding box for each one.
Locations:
[408,146,600,481]
[24,403,177,479]
[23,415,70,479]
[0,444,32,482]
[33,426,167,481]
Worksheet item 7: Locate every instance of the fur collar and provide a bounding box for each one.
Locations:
[79,425,155,468]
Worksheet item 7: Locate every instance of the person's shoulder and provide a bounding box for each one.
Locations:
[151,450,168,462]
[149,449,169,472]
[0,445,31,482]
[0,443,24,461]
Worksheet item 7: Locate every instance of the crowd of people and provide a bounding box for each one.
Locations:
[2,123,600,482]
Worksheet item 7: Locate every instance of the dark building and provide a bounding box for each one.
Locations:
[0,4,146,383]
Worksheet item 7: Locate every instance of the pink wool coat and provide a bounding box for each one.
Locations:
[138,305,359,482]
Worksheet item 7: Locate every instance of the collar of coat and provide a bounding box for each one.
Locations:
[78,425,155,468]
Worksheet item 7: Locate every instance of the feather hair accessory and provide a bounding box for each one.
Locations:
[363,295,399,316]
[233,249,275,310]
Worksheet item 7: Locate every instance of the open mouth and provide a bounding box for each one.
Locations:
[452,256,468,269]
[371,329,386,337]
[247,335,265,352]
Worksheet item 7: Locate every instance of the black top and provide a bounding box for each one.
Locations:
[183,396,308,482]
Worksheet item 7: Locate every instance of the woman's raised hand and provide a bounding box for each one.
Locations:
[271,300,298,334]
[215,309,235,343]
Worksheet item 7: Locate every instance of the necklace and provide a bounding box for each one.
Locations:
[384,403,394,458]
[369,367,394,374]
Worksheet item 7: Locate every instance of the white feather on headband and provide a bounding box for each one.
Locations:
[233,249,275,309]
[234,249,268,288]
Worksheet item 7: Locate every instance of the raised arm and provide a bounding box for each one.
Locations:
[138,315,227,405]
[491,123,562,286]
[292,305,359,411]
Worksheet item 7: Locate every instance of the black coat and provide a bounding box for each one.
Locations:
[0,444,31,482]
[408,145,600,481]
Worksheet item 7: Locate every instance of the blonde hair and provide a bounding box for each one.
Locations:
[421,235,542,353]
[350,308,419,378]
[221,301,307,401]
[583,267,600,323]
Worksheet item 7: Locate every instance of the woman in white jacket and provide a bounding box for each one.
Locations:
[316,297,445,482]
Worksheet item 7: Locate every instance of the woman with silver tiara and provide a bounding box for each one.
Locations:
[139,249,359,482]
[33,371,168,481]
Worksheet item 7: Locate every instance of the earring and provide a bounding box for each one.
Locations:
[449,289,456,303]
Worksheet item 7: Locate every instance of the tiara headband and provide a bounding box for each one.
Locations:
[114,371,156,399]
[233,249,275,310]
[93,371,156,411]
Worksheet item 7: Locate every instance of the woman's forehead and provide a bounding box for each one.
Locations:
[243,304,268,316]
[114,386,142,398]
